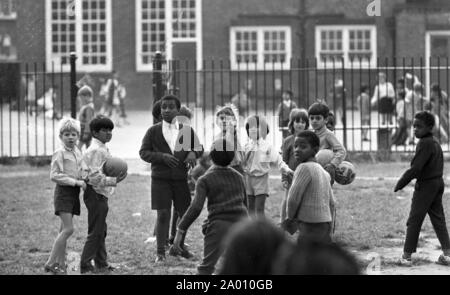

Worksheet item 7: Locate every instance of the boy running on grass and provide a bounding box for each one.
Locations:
[394,111,450,266]
[172,138,249,275]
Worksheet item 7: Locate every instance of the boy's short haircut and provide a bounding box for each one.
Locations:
[58,117,81,135]
[360,84,369,93]
[414,111,435,128]
[152,99,162,121]
[296,130,320,150]
[283,90,293,97]
[160,94,181,110]
[413,83,423,92]
[397,89,406,99]
[308,102,330,118]
[245,115,270,138]
[77,85,93,97]
[89,115,114,133]
[179,105,193,119]
[209,139,235,167]
[431,83,441,93]
[288,108,309,134]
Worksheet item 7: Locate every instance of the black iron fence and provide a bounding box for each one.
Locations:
[1,54,450,159]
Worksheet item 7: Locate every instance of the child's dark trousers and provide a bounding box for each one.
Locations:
[80,185,109,269]
[297,222,332,244]
[404,178,450,253]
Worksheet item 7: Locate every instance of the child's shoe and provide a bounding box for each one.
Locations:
[95,264,116,273]
[44,263,66,274]
[397,256,412,267]
[80,263,95,274]
[155,253,166,263]
[436,254,450,266]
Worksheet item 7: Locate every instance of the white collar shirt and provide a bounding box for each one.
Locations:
[162,119,180,154]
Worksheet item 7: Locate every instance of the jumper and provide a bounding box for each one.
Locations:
[395,133,443,190]
[50,145,86,187]
[178,165,248,231]
[286,161,335,223]
[314,125,346,167]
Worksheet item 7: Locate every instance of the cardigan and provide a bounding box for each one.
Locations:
[139,122,204,180]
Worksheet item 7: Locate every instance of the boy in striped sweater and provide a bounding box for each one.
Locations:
[282,130,336,244]
[171,138,248,275]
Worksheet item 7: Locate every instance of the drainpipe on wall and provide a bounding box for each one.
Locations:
[298,0,306,105]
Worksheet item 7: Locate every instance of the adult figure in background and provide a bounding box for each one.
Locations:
[428,83,449,143]
[22,74,36,116]
[276,90,298,138]
[370,72,395,125]
[327,79,346,127]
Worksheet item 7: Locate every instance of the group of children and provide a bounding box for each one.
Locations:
[46,87,450,274]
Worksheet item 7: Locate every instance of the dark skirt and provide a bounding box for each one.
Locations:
[54,184,81,216]
[379,96,394,114]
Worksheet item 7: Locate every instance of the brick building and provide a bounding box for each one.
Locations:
[1,0,450,110]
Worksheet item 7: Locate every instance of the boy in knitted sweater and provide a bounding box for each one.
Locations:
[282,130,336,244]
[171,139,248,275]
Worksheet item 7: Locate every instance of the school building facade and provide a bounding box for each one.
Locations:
[2,0,450,110]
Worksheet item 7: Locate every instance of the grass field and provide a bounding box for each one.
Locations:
[1,162,450,275]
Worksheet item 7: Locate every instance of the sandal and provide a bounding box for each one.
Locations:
[44,263,66,274]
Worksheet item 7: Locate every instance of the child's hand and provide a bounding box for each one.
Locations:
[77,180,87,190]
[116,171,127,183]
[172,230,184,254]
[282,180,289,189]
[163,154,180,168]
[184,151,197,169]
[281,218,297,235]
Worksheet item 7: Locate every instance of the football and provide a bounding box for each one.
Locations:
[103,157,128,179]
[335,161,356,185]
[316,149,334,167]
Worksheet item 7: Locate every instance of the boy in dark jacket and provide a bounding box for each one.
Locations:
[394,111,450,266]
[139,95,204,263]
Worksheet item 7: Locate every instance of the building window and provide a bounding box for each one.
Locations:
[136,0,200,71]
[0,0,16,19]
[230,26,292,70]
[46,0,112,72]
[315,25,376,68]
[172,0,196,39]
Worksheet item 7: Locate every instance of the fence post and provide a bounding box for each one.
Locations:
[70,52,77,119]
[153,51,164,124]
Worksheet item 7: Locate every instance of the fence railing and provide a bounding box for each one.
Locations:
[1,54,450,159]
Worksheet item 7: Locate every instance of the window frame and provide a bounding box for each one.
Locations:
[136,0,202,72]
[230,26,292,71]
[315,25,377,69]
[45,0,113,72]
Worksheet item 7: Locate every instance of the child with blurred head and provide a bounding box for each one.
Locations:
[394,111,450,266]
[357,84,371,141]
[79,115,126,274]
[218,218,288,275]
[172,139,248,275]
[276,90,298,138]
[243,115,293,217]
[77,85,96,150]
[215,104,244,175]
[45,118,87,274]
[308,102,346,184]
[282,130,336,244]
[279,108,309,223]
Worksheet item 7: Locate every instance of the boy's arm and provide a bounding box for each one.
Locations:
[394,140,432,191]
[271,146,292,174]
[327,133,346,167]
[50,151,79,187]
[177,177,208,232]
[370,85,378,105]
[139,128,165,164]
[85,149,117,187]
[286,166,310,219]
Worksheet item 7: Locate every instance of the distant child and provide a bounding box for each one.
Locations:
[243,115,293,217]
[308,102,346,184]
[215,104,244,175]
[171,139,249,275]
[117,82,129,125]
[356,84,371,141]
[391,89,408,146]
[218,218,288,275]
[326,111,336,131]
[139,95,204,263]
[276,90,298,138]
[394,111,450,266]
[77,85,96,150]
[279,108,309,223]
[79,115,127,274]
[282,130,336,244]
[45,118,87,274]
